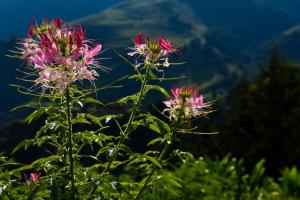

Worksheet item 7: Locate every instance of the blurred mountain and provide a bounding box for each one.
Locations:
[74,0,251,92]
[262,24,300,63]
[2,0,300,122]
[184,0,300,45]
[0,0,119,38]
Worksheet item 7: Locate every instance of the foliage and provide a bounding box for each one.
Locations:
[124,155,300,200]
[0,18,216,200]
[218,51,300,174]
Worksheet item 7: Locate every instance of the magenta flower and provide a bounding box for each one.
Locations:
[25,172,42,184]
[163,86,210,121]
[30,172,41,181]
[128,34,176,66]
[159,38,176,56]
[18,18,107,92]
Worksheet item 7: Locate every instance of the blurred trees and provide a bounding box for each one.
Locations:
[223,51,300,174]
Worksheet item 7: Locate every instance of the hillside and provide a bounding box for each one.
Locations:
[74,0,250,92]
[184,0,300,45]
[3,0,300,122]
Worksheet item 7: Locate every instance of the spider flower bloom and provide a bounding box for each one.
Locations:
[128,34,176,66]
[163,86,210,121]
[25,172,42,184]
[18,18,106,92]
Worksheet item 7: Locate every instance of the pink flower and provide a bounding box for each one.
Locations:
[55,18,62,28]
[17,17,106,93]
[128,34,176,66]
[83,44,102,65]
[159,38,176,56]
[30,172,41,181]
[163,86,210,121]
[135,34,143,46]
[25,172,42,184]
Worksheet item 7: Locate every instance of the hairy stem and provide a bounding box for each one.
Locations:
[101,69,150,176]
[66,86,75,199]
[134,99,185,199]
[134,142,170,200]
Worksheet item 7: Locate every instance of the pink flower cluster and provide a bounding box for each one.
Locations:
[163,86,210,121]
[19,18,105,92]
[26,172,41,184]
[128,34,176,66]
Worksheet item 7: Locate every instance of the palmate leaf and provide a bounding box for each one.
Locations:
[72,115,91,125]
[128,74,143,81]
[117,94,138,105]
[35,121,63,139]
[74,131,113,147]
[25,107,46,124]
[12,139,35,154]
[11,97,42,112]
[133,114,171,135]
[34,135,59,147]
[31,155,61,168]
[128,154,162,169]
[85,114,123,127]
[147,137,164,146]
[83,97,105,106]
[145,85,170,98]
[150,173,183,197]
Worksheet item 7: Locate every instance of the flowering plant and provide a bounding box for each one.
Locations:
[18,18,105,92]
[2,18,214,199]
[128,34,176,67]
[163,86,211,121]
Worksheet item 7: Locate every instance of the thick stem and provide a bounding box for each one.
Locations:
[66,86,75,199]
[101,69,150,176]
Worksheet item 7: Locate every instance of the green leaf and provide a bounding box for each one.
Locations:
[31,155,60,167]
[110,181,122,193]
[49,177,58,200]
[117,94,137,105]
[147,137,164,146]
[134,114,171,135]
[12,139,34,154]
[86,114,123,126]
[177,130,219,135]
[11,98,40,112]
[128,154,162,168]
[128,74,142,80]
[25,108,46,124]
[74,131,113,147]
[143,155,162,168]
[72,117,91,125]
[249,159,265,191]
[145,85,170,98]
[34,135,57,147]
[84,97,105,106]
[86,114,102,126]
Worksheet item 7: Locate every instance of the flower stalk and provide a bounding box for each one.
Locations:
[65,86,76,199]
[134,86,210,199]
[134,141,171,200]
[101,67,150,176]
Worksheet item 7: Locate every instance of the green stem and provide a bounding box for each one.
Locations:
[134,143,170,200]
[66,86,75,199]
[134,99,186,199]
[101,68,150,176]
